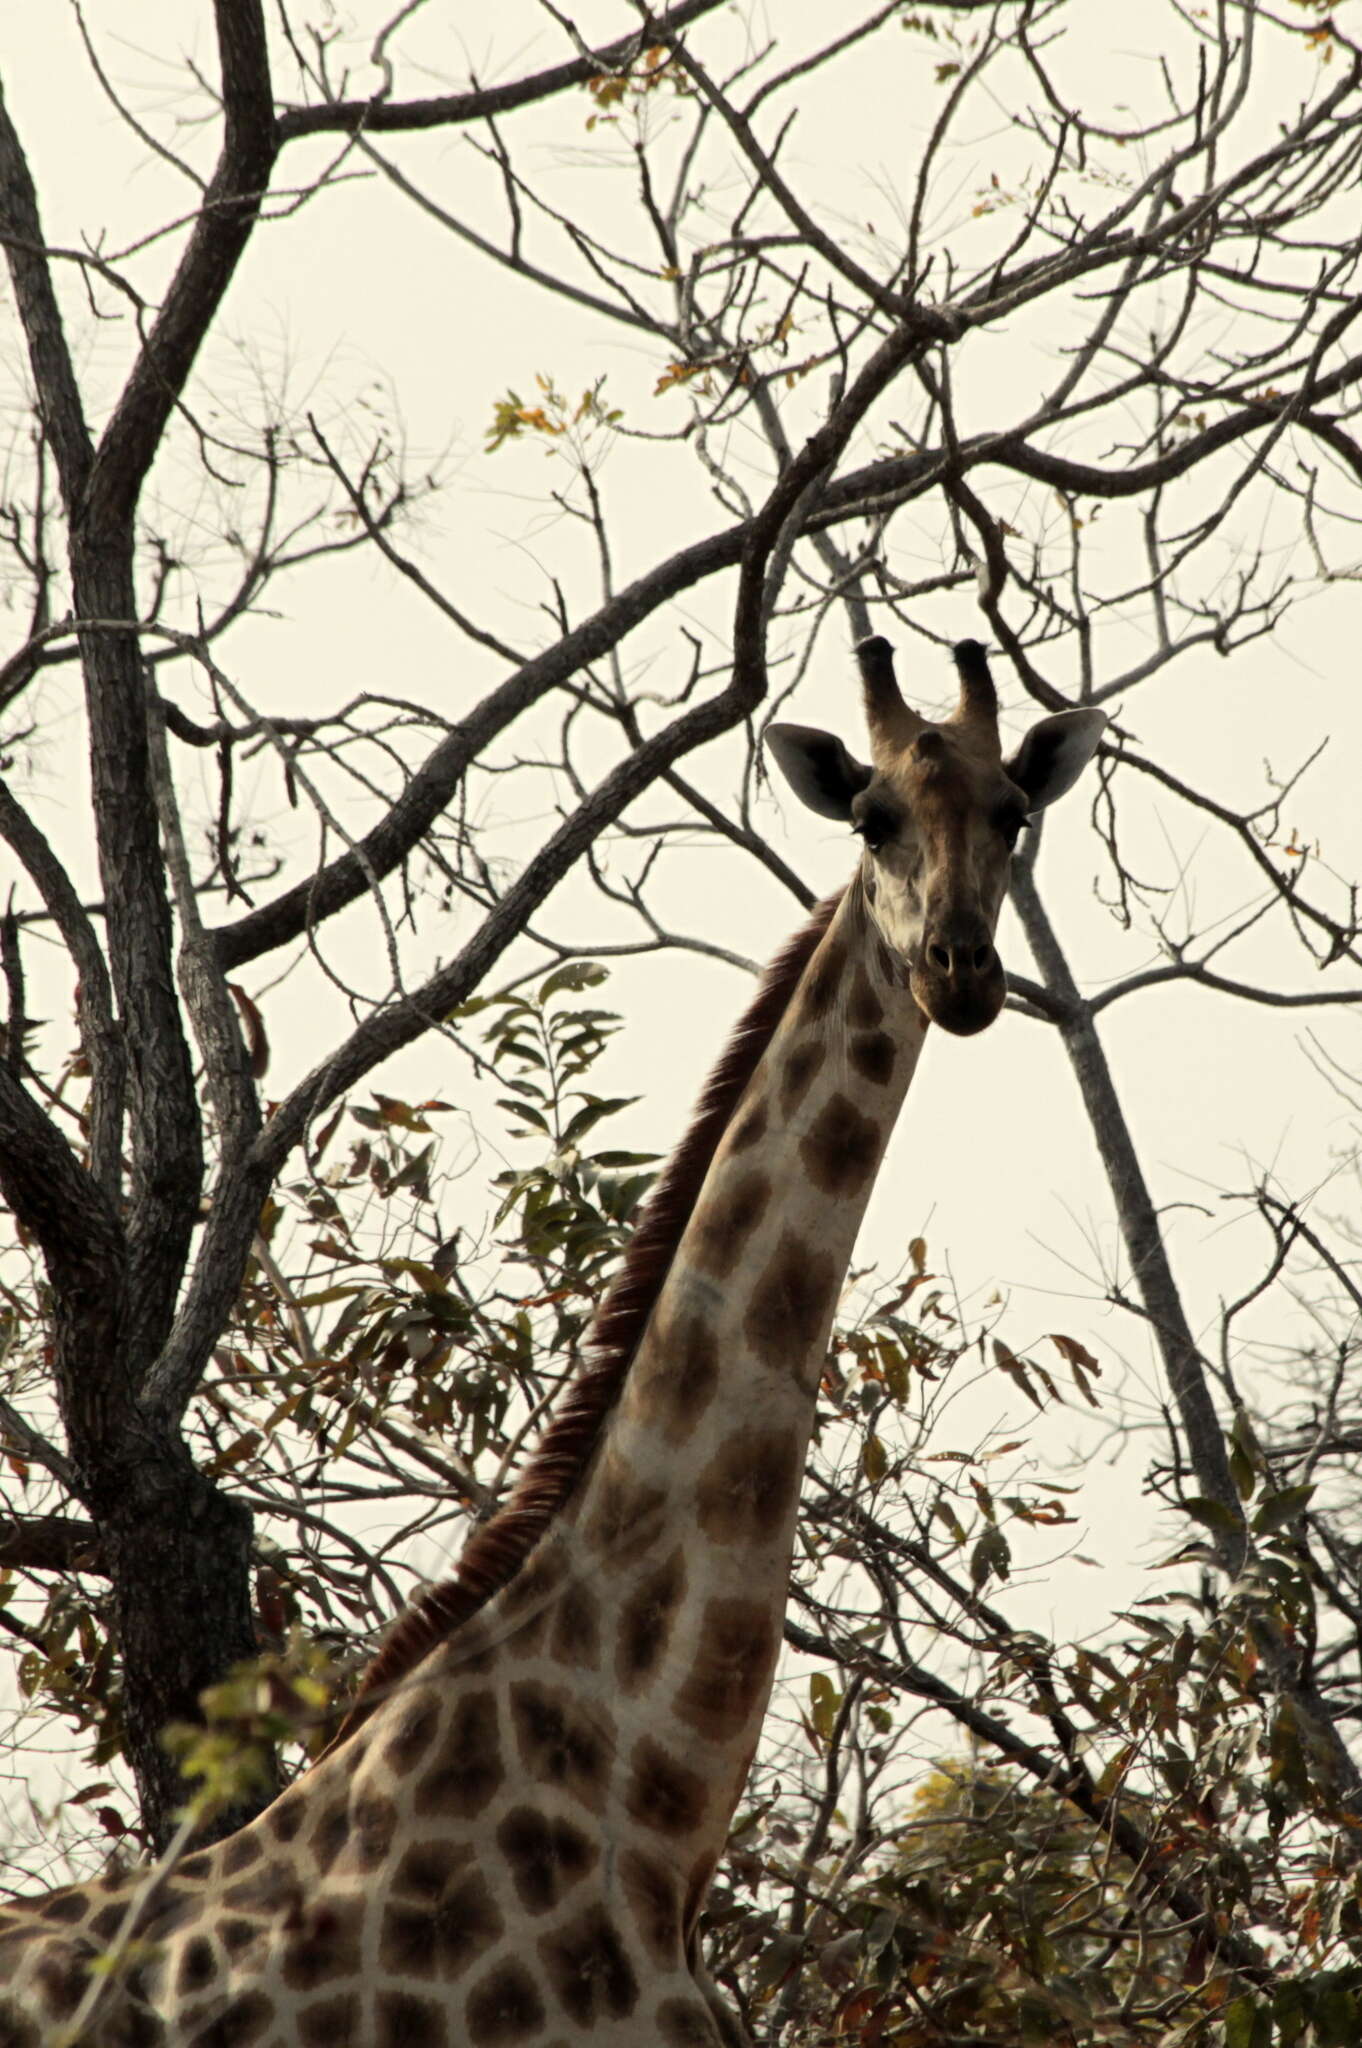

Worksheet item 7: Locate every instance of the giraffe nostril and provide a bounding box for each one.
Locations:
[973,944,992,972]
[928,943,950,971]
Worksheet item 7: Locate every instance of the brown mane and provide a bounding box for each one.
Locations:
[337,890,843,1736]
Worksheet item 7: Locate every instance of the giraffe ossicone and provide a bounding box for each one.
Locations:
[0,637,1104,2047]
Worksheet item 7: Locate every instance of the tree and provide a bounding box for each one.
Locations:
[3,2,1362,2036]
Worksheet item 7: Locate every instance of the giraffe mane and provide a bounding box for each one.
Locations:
[334,888,844,1741]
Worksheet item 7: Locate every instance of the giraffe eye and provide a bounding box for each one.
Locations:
[995,806,1028,850]
[853,802,898,855]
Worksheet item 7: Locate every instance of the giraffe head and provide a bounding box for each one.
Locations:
[767,637,1105,1035]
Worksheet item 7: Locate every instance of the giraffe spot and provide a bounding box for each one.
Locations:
[509,1682,611,1813]
[779,1037,825,1118]
[500,1540,568,1617]
[0,2008,39,2048]
[351,1786,397,1869]
[619,1845,680,1964]
[308,1797,350,1873]
[581,1455,664,1559]
[658,1994,725,2044]
[799,1092,882,1198]
[219,1830,261,1877]
[177,1931,217,1996]
[673,1597,776,1742]
[848,965,884,1029]
[281,1896,363,1994]
[800,937,846,1018]
[36,1890,87,1924]
[726,1095,767,1154]
[617,1545,687,1691]
[744,1231,837,1379]
[548,1581,600,1670]
[624,1736,708,1837]
[377,1990,449,2048]
[30,1950,87,2018]
[221,1914,259,1959]
[691,1169,772,1278]
[694,1428,802,1548]
[221,1863,298,1918]
[850,1030,896,1085]
[641,1313,719,1444]
[465,1959,546,2044]
[413,1689,503,1818]
[393,1838,476,1900]
[192,1990,273,2047]
[496,1807,598,1914]
[87,1900,129,1942]
[382,1691,441,1773]
[379,1868,502,1980]
[266,1789,306,1842]
[299,1994,361,2048]
[538,1903,639,2027]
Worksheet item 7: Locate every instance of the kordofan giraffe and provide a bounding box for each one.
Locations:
[0,637,1104,2047]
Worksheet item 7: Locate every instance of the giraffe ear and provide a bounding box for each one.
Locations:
[766,723,873,821]
[1005,708,1106,813]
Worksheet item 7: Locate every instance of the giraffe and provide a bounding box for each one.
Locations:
[0,636,1105,2047]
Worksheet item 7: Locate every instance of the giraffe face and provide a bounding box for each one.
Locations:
[767,639,1106,1036]
[849,725,1021,1035]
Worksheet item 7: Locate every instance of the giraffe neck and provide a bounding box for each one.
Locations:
[519,879,929,1894]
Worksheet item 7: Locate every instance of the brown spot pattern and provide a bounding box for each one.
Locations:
[850,1030,896,1085]
[193,1991,273,2047]
[281,1898,363,1994]
[620,1845,680,1964]
[351,1787,397,1868]
[673,1597,776,1741]
[691,1169,772,1279]
[695,1427,802,1549]
[413,1689,503,1818]
[799,1093,882,1199]
[548,1581,601,1670]
[219,1833,261,1877]
[848,966,884,1029]
[309,1798,349,1873]
[538,1903,639,2028]
[779,1037,825,1118]
[641,1313,719,1443]
[466,1959,546,2044]
[510,1681,611,1812]
[177,1933,217,1997]
[617,1545,687,1690]
[625,1736,708,1837]
[800,938,846,1018]
[744,1231,837,1377]
[299,1995,361,2048]
[496,1807,598,1914]
[394,1839,475,1899]
[581,1456,664,1557]
[377,1990,449,2047]
[380,1870,501,1979]
[726,1096,767,1154]
[382,1692,441,1775]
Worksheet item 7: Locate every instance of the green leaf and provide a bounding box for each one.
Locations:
[1177,1495,1244,1535]
[539,961,610,999]
[1252,1484,1314,1535]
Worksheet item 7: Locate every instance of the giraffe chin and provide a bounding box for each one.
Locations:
[911,966,1007,1037]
